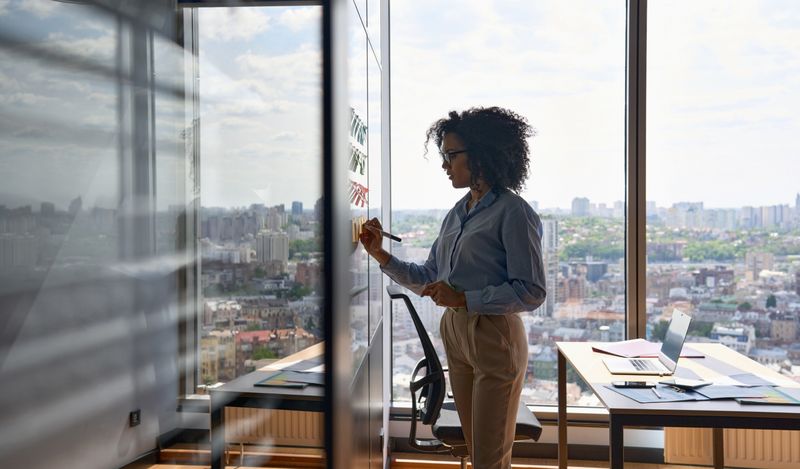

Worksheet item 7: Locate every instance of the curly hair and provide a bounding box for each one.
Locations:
[424,106,535,193]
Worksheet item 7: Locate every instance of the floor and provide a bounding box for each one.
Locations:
[143,450,709,469]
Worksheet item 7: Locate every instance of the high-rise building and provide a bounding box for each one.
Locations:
[256,231,289,272]
[68,196,82,215]
[571,197,590,217]
[744,251,774,281]
[40,202,55,216]
[292,201,303,216]
[668,202,704,228]
[795,193,800,216]
[535,218,558,317]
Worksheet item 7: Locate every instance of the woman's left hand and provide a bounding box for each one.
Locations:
[421,281,467,308]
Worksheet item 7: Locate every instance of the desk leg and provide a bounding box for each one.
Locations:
[713,427,724,469]
[210,394,223,469]
[609,417,623,469]
[558,349,567,469]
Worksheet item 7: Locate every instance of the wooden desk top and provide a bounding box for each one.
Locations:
[557,342,800,419]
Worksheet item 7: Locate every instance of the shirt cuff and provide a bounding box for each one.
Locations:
[379,254,402,276]
[464,289,483,316]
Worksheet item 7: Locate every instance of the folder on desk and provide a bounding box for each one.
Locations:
[254,371,308,388]
[593,338,704,358]
[604,384,706,403]
[254,370,324,388]
[737,387,800,405]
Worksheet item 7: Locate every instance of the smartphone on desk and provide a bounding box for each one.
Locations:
[612,380,656,388]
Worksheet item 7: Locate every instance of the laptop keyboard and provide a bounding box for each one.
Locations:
[631,359,660,371]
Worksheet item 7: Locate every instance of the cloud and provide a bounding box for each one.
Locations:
[199,7,271,42]
[41,31,116,63]
[279,7,320,32]
[389,0,800,209]
[17,0,60,18]
[235,45,322,99]
[0,0,10,16]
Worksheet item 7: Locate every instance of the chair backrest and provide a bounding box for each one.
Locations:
[387,285,445,426]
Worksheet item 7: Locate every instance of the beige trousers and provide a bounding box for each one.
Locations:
[439,308,528,469]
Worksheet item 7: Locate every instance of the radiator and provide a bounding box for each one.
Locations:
[224,407,324,447]
[665,428,800,468]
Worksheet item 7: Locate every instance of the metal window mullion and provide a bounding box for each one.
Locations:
[323,1,353,469]
[380,0,392,466]
[626,0,647,339]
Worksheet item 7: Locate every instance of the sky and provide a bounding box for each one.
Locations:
[1,0,799,212]
[390,0,800,210]
[198,6,323,210]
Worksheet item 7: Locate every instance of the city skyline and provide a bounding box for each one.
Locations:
[6,192,799,215]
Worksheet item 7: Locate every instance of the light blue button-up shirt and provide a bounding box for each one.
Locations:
[381,189,546,315]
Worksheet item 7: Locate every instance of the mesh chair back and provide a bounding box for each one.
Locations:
[387,285,445,425]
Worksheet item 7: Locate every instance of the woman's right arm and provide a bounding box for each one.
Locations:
[360,219,438,295]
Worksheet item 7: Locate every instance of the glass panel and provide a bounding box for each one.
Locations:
[646,1,800,383]
[0,1,189,466]
[196,6,323,384]
[367,0,380,61]
[367,53,383,340]
[390,0,626,406]
[349,0,369,368]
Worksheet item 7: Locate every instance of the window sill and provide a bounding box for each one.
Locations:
[390,403,609,426]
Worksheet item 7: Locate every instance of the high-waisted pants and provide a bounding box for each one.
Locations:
[439,308,528,469]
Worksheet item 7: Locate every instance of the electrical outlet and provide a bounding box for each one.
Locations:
[129,409,141,427]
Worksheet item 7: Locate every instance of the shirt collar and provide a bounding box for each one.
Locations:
[457,189,499,220]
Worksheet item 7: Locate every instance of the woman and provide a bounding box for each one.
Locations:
[360,106,546,469]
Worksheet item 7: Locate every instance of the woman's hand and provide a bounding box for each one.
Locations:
[359,218,383,254]
[421,281,467,308]
[359,218,391,265]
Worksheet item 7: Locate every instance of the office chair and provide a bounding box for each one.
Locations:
[388,285,543,469]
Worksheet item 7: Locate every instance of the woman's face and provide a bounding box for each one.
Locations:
[441,132,472,189]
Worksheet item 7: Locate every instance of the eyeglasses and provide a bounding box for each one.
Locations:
[441,149,468,165]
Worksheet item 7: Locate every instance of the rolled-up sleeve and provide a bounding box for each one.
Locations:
[464,205,547,315]
[379,238,439,295]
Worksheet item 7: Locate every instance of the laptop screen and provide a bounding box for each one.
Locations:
[659,310,692,371]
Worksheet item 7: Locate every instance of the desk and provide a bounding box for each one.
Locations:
[210,342,324,469]
[556,342,800,469]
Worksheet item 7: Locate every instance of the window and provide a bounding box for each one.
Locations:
[390,0,626,406]
[646,1,800,381]
[195,5,324,385]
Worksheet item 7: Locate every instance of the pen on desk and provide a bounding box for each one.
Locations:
[378,229,402,242]
[652,387,662,399]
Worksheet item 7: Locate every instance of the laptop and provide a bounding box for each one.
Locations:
[602,310,692,376]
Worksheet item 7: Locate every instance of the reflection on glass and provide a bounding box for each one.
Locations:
[390,0,626,406]
[367,49,382,340]
[349,0,369,370]
[646,2,800,383]
[0,1,190,466]
[196,6,323,385]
